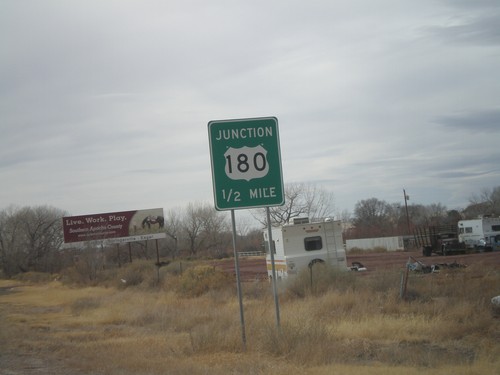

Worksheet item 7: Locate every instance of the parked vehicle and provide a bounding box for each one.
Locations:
[416,217,500,256]
[263,217,347,279]
[414,225,467,257]
[458,217,500,251]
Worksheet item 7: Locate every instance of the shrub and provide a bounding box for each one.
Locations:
[257,320,336,365]
[286,264,358,298]
[175,265,233,297]
[116,261,156,288]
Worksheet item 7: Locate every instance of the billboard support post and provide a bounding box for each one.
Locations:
[155,239,161,284]
[116,243,121,268]
[155,239,160,266]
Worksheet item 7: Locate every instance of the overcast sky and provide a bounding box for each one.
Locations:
[1,0,499,223]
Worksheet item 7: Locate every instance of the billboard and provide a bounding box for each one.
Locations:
[63,208,166,245]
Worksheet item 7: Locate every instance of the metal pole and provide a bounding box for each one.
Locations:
[266,207,281,329]
[155,239,160,284]
[116,243,121,268]
[231,210,247,349]
[403,189,411,235]
[401,262,410,300]
[155,239,160,265]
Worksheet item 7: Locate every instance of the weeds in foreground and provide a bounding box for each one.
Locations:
[1,260,499,374]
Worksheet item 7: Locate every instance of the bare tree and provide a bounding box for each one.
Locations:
[238,228,265,253]
[71,241,106,282]
[0,205,65,276]
[336,209,353,238]
[234,214,254,237]
[406,204,430,227]
[252,182,336,226]
[0,206,24,277]
[164,208,182,258]
[183,202,207,256]
[199,205,231,258]
[490,186,500,214]
[180,202,232,257]
[467,186,500,218]
[352,198,392,238]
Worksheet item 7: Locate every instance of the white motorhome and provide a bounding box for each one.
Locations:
[264,218,347,279]
[458,217,500,250]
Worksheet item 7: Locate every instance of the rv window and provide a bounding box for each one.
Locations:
[459,228,464,234]
[492,225,500,231]
[304,236,322,251]
[465,227,473,233]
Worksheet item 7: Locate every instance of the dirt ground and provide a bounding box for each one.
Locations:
[1,251,499,374]
[215,250,500,280]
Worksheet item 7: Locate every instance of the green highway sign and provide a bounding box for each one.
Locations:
[208,117,285,210]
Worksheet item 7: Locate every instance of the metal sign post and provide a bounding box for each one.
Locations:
[208,116,285,343]
[266,206,281,329]
[231,210,246,349]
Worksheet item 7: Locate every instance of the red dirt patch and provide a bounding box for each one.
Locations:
[214,251,500,280]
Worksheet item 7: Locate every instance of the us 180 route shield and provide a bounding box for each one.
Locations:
[208,117,285,210]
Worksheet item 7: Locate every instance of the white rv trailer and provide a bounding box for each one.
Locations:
[264,218,347,279]
[458,217,500,250]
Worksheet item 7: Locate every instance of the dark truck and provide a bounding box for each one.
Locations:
[414,225,467,257]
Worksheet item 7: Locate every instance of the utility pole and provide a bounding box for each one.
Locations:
[403,188,411,235]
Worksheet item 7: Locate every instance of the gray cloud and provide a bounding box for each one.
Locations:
[1,0,499,218]
[425,0,500,45]
[435,109,500,132]
[430,18,500,46]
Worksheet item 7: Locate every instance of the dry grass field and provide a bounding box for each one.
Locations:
[1,257,499,374]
